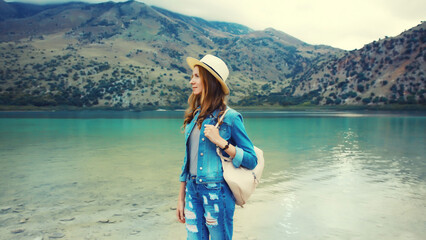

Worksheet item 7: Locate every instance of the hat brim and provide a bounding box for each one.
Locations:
[186,57,230,95]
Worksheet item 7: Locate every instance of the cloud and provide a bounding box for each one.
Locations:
[140,0,424,50]
[6,0,425,50]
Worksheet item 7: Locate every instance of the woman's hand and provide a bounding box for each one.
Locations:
[177,182,186,223]
[204,125,225,147]
[176,199,185,223]
[205,124,237,159]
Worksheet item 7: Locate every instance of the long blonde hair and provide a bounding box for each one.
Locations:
[183,65,227,129]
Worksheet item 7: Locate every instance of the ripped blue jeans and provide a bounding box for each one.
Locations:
[185,177,236,240]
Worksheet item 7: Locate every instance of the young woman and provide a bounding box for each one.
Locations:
[176,54,258,239]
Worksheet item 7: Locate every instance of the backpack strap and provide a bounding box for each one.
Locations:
[215,107,233,162]
[214,107,230,128]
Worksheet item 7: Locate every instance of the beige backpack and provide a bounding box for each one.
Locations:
[215,108,265,206]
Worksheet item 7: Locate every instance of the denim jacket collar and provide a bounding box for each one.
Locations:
[212,106,229,123]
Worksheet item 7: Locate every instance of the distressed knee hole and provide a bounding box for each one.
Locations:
[205,212,218,226]
[214,204,219,213]
[188,200,193,209]
[184,209,196,220]
[209,193,219,200]
[186,224,198,233]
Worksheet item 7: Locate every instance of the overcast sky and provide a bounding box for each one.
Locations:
[6,0,425,50]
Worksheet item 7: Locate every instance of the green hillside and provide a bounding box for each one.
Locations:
[0,0,424,110]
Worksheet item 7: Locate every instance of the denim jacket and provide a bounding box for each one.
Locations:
[179,107,258,183]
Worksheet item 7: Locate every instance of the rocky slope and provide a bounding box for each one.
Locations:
[0,0,423,109]
[292,22,425,105]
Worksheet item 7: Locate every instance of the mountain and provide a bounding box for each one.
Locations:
[0,0,69,21]
[290,22,426,106]
[0,0,16,21]
[0,0,423,110]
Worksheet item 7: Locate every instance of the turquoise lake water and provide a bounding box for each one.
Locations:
[0,111,425,239]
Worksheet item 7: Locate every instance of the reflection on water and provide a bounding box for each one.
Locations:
[0,112,425,239]
[236,116,425,240]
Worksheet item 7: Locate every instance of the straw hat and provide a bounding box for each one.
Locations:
[186,54,230,95]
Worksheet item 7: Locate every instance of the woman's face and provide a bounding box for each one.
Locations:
[190,66,203,95]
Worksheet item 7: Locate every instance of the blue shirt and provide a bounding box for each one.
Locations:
[179,107,258,183]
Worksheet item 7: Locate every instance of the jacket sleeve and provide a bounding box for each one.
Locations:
[230,113,258,170]
[179,157,188,182]
[179,127,189,182]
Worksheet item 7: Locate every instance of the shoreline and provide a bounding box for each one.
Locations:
[1,104,425,112]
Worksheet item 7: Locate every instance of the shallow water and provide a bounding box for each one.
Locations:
[0,111,425,239]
